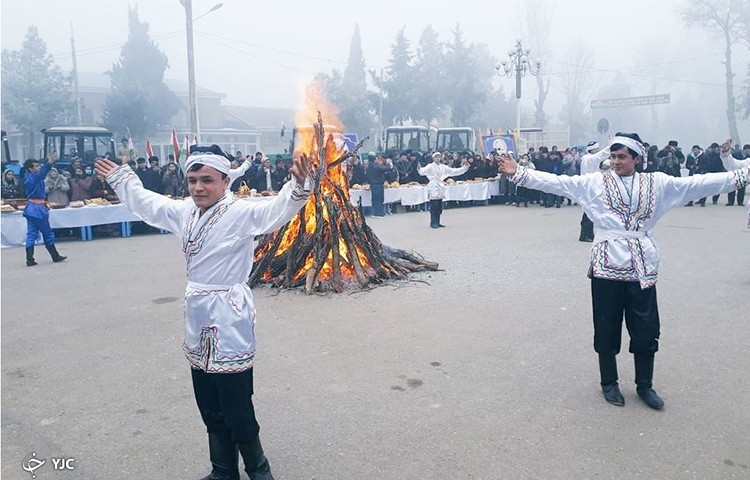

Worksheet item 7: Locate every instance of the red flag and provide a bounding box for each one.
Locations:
[145,138,154,158]
[171,129,180,161]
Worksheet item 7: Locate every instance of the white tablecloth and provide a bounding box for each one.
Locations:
[349,181,500,207]
[1,204,141,248]
[348,188,401,207]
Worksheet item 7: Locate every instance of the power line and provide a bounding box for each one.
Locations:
[195,30,350,66]
[543,55,738,89]
[194,32,320,75]
[51,30,183,59]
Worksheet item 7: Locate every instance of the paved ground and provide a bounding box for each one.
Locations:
[2,201,749,480]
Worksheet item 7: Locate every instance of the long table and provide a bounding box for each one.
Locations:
[1,204,142,248]
[1,196,276,249]
[349,180,501,207]
[1,183,502,248]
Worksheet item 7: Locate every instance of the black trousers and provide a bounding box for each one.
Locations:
[580,213,594,239]
[727,186,746,205]
[192,368,260,443]
[591,278,660,355]
[371,182,385,216]
[429,199,443,226]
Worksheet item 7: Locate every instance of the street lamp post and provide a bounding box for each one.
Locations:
[180,0,223,143]
[495,40,541,135]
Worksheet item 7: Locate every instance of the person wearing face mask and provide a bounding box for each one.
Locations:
[498,133,748,411]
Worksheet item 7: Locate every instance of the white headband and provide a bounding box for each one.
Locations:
[586,142,600,152]
[184,154,231,175]
[610,136,645,159]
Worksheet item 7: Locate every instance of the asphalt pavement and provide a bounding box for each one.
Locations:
[2,201,749,480]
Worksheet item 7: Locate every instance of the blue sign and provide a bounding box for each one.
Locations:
[482,135,517,156]
[333,133,359,152]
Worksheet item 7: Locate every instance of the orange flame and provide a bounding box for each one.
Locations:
[254,81,372,287]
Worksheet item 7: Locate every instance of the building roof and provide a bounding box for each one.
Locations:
[76,71,224,99]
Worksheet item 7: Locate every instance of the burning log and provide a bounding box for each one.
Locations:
[248,112,438,293]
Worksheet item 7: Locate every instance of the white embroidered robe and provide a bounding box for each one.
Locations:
[509,165,749,289]
[106,165,310,372]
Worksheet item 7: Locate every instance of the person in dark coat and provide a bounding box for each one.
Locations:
[135,157,161,193]
[368,155,394,217]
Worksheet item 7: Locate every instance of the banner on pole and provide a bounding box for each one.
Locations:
[482,135,517,156]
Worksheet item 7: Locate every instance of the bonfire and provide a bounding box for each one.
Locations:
[248,112,438,294]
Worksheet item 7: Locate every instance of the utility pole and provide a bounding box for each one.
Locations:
[182,0,198,141]
[70,22,82,126]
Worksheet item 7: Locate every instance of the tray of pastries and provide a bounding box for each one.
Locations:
[1,203,17,213]
[69,200,85,208]
[85,198,111,206]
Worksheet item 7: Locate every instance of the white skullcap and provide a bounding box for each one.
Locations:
[184,154,231,175]
[610,136,645,159]
[586,142,600,153]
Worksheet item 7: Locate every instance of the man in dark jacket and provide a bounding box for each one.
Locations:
[368,155,394,217]
[135,157,161,193]
[395,153,413,184]
[695,143,723,206]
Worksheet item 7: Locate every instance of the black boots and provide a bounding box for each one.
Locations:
[598,354,625,406]
[238,437,275,480]
[26,245,66,266]
[634,354,665,410]
[26,247,38,266]
[46,244,67,263]
[198,432,240,480]
[429,209,439,229]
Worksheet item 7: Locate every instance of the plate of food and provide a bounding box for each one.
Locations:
[69,200,85,208]
[49,202,66,209]
[85,198,111,206]
[1,204,16,213]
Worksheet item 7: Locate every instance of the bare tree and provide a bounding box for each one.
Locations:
[679,0,745,144]
[518,0,552,130]
[560,40,597,144]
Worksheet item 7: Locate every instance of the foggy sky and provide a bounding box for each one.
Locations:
[1,0,747,145]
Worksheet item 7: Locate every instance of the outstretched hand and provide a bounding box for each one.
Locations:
[498,156,518,176]
[721,138,733,154]
[289,156,311,186]
[94,158,121,179]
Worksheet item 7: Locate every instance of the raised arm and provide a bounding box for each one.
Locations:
[661,167,750,211]
[442,164,470,179]
[718,139,749,171]
[228,160,252,183]
[499,156,596,204]
[95,159,185,233]
[241,179,311,236]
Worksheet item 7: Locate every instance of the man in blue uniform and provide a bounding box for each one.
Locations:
[23,153,67,266]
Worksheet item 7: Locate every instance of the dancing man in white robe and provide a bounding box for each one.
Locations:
[719,141,750,228]
[417,152,469,228]
[95,144,312,480]
[498,133,748,410]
